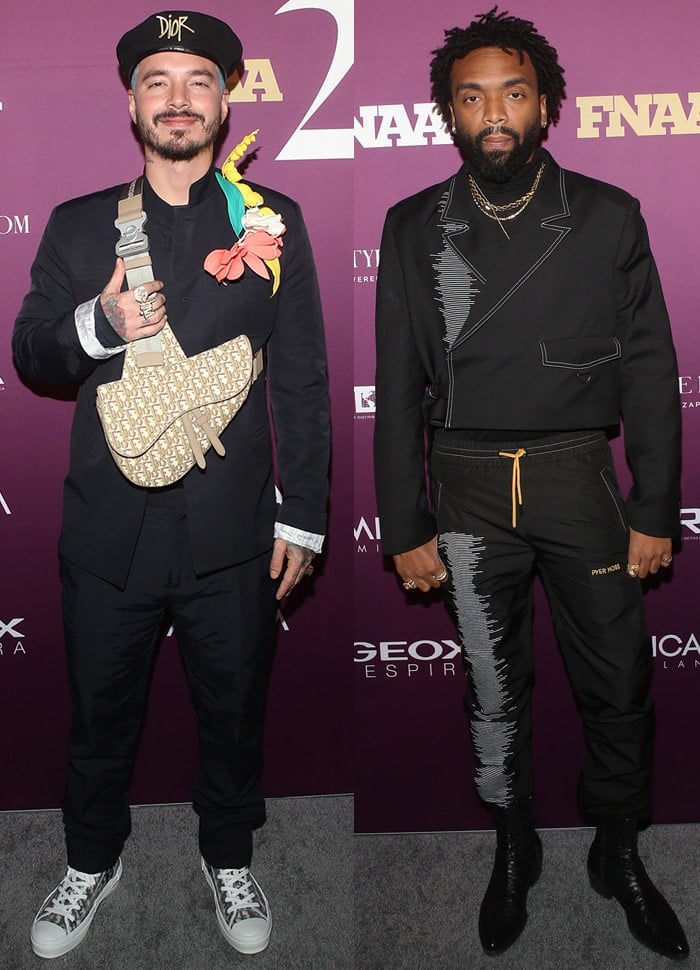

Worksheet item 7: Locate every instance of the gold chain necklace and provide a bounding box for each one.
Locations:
[468,161,546,240]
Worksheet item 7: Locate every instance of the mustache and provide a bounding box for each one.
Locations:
[476,125,520,145]
[153,110,205,124]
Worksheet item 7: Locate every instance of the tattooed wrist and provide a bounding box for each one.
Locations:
[101,296,127,339]
[287,542,315,566]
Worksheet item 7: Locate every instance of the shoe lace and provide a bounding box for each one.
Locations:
[215,868,264,919]
[42,868,99,927]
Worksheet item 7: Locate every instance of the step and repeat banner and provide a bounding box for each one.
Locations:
[2,1,698,830]
[0,0,352,808]
[354,0,700,831]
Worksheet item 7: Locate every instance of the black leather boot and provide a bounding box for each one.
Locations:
[587,816,689,960]
[478,799,543,955]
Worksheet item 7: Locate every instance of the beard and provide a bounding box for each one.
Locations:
[135,109,222,162]
[454,117,542,183]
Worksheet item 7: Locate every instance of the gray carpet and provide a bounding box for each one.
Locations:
[0,796,352,969]
[355,823,699,969]
[3,802,698,968]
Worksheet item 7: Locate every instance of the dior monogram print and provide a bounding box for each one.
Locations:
[96,326,254,488]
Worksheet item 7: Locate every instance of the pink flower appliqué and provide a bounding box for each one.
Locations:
[204,230,284,284]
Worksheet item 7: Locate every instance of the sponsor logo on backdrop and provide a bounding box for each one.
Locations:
[679,375,700,410]
[0,618,27,658]
[354,248,379,284]
[0,214,29,235]
[355,103,452,149]
[227,1,352,160]
[355,632,695,677]
[355,637,462,680]
[355,515,380,552]
[652,633,700,670]
[0,490,10,515]
[276,0,352,160]
[577,93,700,138]
[680,508,700,540]
[229,59,283,103]
[354,386,375,419]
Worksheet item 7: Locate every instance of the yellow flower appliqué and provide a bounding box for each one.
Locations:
[205,130,285,294]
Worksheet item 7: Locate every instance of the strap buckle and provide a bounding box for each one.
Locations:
[114,211,149,258]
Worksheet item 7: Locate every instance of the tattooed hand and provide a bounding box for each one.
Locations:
[269,538,316,601]
[99,258,167,342]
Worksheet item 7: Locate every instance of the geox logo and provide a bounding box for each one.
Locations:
[0,618,24,639]
[156,14,195,41]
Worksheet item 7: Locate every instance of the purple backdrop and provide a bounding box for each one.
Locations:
[0,0,352,808]
[354,0,700,832]
[2,0,699,831]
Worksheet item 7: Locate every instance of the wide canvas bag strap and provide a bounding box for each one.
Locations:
[115,177,164,366]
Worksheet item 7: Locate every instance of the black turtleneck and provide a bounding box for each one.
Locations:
[452,146,557,441]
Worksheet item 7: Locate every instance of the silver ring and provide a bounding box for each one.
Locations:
[402,579,416,590]
[433,569,448,582]
[140,305,155,321]
[134,285,150,303]
[661,555,672,566]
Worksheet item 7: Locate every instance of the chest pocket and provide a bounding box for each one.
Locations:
[540,336,621,370]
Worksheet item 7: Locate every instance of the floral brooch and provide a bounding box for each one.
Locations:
[204,130,286,294]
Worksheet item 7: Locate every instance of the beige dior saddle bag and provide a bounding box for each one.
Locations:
[96,178,262,489]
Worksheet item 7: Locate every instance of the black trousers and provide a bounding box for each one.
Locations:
[431,430,654,820]
[61,489,278,873]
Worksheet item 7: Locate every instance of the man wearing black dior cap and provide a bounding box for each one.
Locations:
[14,10,329,959]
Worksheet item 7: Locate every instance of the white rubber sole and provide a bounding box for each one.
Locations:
[201,860,272,954]
[31,859,123,959]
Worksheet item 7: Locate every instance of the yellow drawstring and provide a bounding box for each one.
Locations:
[498,448,526,528]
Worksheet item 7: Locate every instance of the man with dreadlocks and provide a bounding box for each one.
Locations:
[374,7,687,961]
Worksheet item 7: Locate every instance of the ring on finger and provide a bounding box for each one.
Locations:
[433,569,448,582]
[134,285,150,303]
[661,555,672,566]
[403,579,416,590]
[627,563,640,577]
[141,305,155,321]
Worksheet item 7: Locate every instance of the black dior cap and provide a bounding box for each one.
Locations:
[116,11,243,83]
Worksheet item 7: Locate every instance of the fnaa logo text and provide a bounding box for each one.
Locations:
[355,104,452,149]
[577,93,700,138]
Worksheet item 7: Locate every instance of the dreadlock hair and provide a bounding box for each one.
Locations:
[430,7,566,130]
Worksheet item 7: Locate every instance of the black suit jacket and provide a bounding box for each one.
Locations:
[13,168,330,587]
[374,150,680,555]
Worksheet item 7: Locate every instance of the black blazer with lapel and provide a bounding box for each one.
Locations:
[13,168,330,587]
[374,149,680,555]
